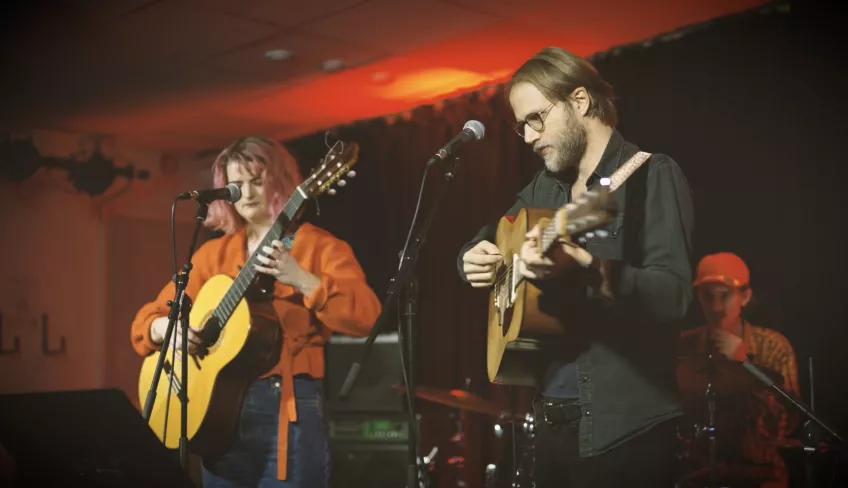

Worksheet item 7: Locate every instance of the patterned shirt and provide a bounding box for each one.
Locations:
[678,322,800,486]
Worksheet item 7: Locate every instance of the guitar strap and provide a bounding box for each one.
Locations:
[606,150,652,192]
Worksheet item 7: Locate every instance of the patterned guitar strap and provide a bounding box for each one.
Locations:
[605,150,652,192]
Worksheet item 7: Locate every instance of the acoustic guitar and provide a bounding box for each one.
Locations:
[487,185,617,386]
[137,140,359,455]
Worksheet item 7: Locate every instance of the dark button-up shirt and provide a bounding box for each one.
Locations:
[457,129,695,456]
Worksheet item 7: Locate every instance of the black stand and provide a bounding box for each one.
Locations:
[141,201,208,471]
[339,156,462,488]
[704,334,718,488]
[402,275,419,487]
[741,360,846,488]
[741,360,844,443]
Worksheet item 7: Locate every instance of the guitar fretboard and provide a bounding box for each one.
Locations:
[539,217,561,254]
[211,189,305,327]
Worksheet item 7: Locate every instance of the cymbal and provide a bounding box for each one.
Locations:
[394,384,505,417]
[677,355,783,395]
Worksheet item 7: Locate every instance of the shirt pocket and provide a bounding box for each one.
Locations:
[583,214,624,260]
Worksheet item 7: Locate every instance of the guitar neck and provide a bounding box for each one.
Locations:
[538,215,562,255]
[211,189,306,326]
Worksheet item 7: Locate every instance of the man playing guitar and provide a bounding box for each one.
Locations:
[458,46,695,487]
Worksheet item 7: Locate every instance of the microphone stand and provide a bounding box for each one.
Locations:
[141,200,208,470]
[704,331,718,488]
[339,155,463,488]
[741,360,846,488]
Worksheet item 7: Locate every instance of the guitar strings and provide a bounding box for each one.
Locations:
[493,220,561,289]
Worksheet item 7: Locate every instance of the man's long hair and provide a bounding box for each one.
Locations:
[506,46,618,126]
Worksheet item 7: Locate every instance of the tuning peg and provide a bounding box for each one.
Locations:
[595,229,609,238]
[584,232,595,239]
[328,188,337,196]
[347,170,356,178]
[337,179,347,187]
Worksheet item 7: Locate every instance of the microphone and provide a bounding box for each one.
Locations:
[177,182,242,203]
[427,120,485,166]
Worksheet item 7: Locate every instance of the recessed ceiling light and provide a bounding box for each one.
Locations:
[322,59,345,73]
[265,49,293,61]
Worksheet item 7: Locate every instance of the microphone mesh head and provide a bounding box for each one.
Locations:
[226,182,242,203]
[463,120,485,140]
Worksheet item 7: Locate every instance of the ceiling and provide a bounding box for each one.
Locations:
[3,0,769,152]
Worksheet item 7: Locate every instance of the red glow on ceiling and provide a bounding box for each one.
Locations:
[54,0,770,150]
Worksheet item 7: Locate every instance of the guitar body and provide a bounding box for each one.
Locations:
[138,274,281,455]
[488,207,564,387]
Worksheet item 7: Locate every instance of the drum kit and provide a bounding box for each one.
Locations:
[675,352,789,488]
[398,354,842,488]
[395,384,536,488]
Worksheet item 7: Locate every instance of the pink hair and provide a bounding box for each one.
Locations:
[204,136,303,235]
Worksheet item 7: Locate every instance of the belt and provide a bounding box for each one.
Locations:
[537,399,582,425]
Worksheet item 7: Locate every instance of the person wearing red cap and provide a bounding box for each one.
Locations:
[678,252,800,488]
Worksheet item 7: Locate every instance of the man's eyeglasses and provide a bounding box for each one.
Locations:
[514,102,556,137]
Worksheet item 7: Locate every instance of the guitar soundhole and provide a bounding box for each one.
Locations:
[501,307,513,338]
[200,314,222,347]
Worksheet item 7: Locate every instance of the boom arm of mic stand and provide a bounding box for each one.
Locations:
[741,360,844,443]
[339,156,460,399]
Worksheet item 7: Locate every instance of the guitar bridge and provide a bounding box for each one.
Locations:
[493,257,521,327]
[510,254,520,304]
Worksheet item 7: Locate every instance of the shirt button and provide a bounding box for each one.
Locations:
[584,411,592,417]
[273,381,281,388]
[580,375,589,383]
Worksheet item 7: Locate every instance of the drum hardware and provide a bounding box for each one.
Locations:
[396,382,539,487]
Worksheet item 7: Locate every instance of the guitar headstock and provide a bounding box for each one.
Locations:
[550,181,618,244]
[301,140,359,198]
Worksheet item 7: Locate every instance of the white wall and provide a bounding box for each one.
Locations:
[0,130,211,398]
[0,177,105,392]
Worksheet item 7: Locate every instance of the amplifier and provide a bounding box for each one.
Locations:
[331,443,409,488]
[329,413,415,444]
[325,332,405,414]
[329,413,416,488]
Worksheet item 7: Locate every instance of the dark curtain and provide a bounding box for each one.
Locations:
[286,3,847,486]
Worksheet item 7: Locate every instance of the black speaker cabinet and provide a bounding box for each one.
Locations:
[331,442,409,488]
[0,388,195,488]
[325,332,406,413]
[329,412,416,488]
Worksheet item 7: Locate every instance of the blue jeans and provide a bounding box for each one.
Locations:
[201,375,330,488]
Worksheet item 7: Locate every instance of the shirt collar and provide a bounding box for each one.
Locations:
[587,128,625,186]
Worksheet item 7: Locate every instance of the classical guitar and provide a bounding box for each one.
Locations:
[487,184,617,387]
[138,140,359,455]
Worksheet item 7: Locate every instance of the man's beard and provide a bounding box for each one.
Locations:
[542,114,588,173]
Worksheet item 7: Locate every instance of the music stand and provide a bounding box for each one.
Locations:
[0,388,195,488]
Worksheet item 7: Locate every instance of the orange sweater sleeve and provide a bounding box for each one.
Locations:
[129,238,219,356]
[298,229,381,338]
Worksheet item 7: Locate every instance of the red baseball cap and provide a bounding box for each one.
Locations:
[693,252,750,287]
